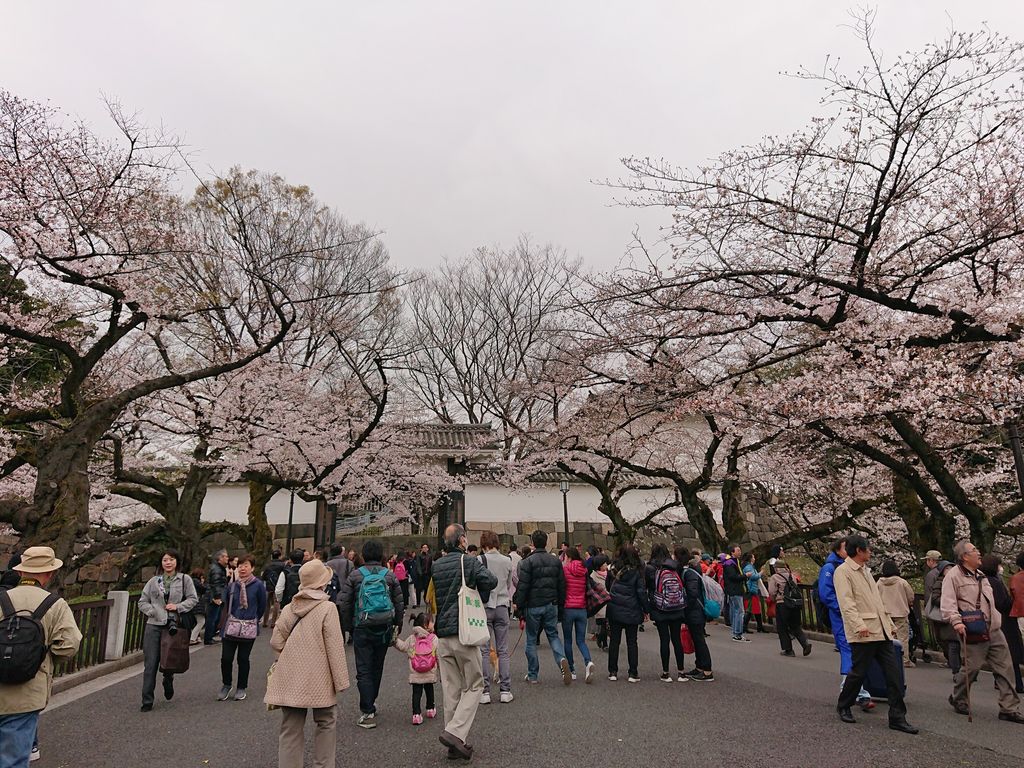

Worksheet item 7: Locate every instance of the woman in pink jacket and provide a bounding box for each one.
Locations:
[561,547,595,683]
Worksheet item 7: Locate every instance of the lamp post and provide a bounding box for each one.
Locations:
[559,479,570,547]
[286,489,295,553]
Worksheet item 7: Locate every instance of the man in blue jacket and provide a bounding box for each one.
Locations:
[818,537,873,710]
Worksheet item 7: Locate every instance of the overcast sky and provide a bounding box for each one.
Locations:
[5,2,1024,271]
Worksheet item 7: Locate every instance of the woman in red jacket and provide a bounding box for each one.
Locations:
[562,547,595,683]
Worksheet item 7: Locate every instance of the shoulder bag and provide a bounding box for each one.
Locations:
[224,581,259,641]
[457,555,490,647]
[960,571,990,644]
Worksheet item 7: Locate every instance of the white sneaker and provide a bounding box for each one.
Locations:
[30,747,40,763]
[357,713,376,729]
[571,672,578,681]
[628,676,640,683]
[585,661,595,684]
[480,692,491,704]
[499,691,514,703]
[608,674,617,681]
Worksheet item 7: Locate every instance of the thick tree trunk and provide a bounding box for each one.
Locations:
[891,472,956,557]
[246,481,277,564]
[679,486,724,554]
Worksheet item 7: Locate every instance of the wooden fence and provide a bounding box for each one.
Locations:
[56,599,113,678]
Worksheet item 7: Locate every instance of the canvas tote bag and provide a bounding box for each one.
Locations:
[458,555,489,647]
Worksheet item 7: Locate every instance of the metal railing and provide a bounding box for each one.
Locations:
[123,593,147,655]
[756,584,940,650]
[56,599,113,678]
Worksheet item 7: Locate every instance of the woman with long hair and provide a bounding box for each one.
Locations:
[562,546,595,683]
[605,544,649,682]
[137,549,198,711]
[645,543,687,682]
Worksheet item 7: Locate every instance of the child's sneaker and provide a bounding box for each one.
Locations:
[412,714,424,726]
[425,708,437,719]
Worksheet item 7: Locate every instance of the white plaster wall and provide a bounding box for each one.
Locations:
[463,483,711,526]
[200,484,317,525]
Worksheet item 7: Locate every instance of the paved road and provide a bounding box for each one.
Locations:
[40,620,1024,767]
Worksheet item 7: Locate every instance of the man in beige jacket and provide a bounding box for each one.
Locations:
[833,535,917,733]
[941,539,1024,723]
[0,546,83,765]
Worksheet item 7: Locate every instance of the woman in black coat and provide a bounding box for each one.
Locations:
[605,544,649,682]
[676,546,714,681]
[645,544,687,682]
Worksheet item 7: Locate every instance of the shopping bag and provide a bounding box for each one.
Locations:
[457,555,489,646]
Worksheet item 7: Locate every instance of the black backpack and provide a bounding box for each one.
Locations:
[280,565,302,608]
[0,590,59,684]
[782,574,804,609]
[324,571,341,602]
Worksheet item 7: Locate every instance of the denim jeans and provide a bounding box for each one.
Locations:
[524,604,566,680]
[0,710,39,768]
[729,595,745,637]
[204,601,222,644]
[561,608,592,673]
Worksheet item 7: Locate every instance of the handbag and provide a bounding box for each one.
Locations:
[585,574,611,617]
[961,573,990,645]
[680,624,696,655]
[457,555,490,647]
[224,582,259,641]
[159,625,191,674]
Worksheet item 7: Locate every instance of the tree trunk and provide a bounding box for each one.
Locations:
[890,472,956,557]
[247,481,277,564]
[679,486,724,554]
[19,439,93,565]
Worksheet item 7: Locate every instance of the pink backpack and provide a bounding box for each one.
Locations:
[411,633,436,673]
[395,561,407,581]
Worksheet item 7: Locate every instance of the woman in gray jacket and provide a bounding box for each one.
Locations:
[138,548,198,711]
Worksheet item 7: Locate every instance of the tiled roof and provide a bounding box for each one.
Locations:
[403,423,500,452]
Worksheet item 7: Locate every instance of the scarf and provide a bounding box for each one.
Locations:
[236,573,256,610]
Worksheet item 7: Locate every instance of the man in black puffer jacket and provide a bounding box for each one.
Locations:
[431,525,497,760]
[513,529,570,686]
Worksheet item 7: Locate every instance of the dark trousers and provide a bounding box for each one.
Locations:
[412,683,435,715]
[838,640,907,722]
[220,637,254,688]
[353,627,390,715]
[141,624,173,707]
[415,578,428,607]
[400,580,410,609]
[595,618,608,649]
[654,619,685,673]
[744,610,764,632]
[203,602,222,644]
[776,604,809,653]
[686,620,713,671]
[607,622,639,677]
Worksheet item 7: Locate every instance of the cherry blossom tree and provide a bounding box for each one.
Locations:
[608,16,1024,554]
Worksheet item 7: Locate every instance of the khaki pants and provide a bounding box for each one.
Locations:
[278,706,336,768]
[438,635,485,744]
[891,617,911,658]
[952,630,1022,715]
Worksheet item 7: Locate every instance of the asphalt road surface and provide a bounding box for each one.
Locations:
[40,618,1024,767]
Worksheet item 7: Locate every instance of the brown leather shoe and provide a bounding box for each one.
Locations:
[439,731,473,760]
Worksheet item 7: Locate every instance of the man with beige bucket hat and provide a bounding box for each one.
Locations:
[0,546,82,767]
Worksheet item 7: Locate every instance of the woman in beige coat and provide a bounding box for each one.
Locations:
[265,559,349,768]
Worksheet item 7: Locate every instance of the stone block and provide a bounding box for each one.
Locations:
[99,567,121,583]
[78,565,102,582]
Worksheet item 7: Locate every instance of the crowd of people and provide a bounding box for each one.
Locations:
[3,529,1024,766]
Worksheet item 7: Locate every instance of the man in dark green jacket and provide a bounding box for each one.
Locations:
[431,525,497,760]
